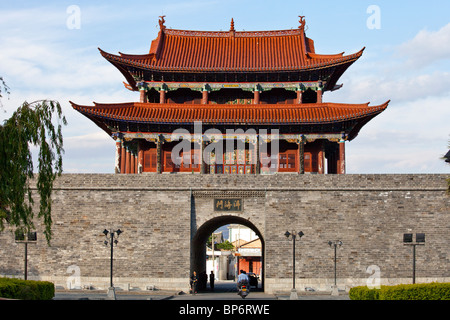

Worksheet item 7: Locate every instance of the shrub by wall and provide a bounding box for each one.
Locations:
[349,283,450,300]
[0,277,55,300]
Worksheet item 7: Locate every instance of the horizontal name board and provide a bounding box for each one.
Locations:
[214,198,243,212]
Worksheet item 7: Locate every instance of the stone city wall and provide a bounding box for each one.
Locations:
[0,174,448,293]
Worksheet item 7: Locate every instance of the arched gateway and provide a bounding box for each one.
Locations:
[190,215,265,290]
[190,190,266,290]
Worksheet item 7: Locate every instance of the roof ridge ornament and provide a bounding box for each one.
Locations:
[159,15,166,31]
[229,18,235,38]
[299,15,306,30]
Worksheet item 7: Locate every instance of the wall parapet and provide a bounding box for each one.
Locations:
[29,173,449,192]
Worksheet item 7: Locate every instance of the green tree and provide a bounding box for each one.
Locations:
[216,240,234,251]
[0,77,10,110]
[207,236,235,251]
[0,100,67,244]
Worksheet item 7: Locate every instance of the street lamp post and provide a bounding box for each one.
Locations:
[328,240,342,295]
[284,230,304,300]
[14,230,37,280]
[403,233,425,284]
[103,228,122,300]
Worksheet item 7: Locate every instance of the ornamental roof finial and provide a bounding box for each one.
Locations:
[230,18,235,32]
[298,15,306,30]
[159,15,166,31]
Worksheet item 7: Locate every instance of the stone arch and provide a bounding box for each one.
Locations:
[190,215,265,290]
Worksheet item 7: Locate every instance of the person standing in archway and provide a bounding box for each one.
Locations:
[209,271,215,291]
[190,271,198,294]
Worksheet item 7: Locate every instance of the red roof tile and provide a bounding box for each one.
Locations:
[99,27,364,73]
[71,101,389,125]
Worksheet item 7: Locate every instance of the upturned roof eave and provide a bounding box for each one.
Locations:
[70,101,389,128]
[99,49,363,73]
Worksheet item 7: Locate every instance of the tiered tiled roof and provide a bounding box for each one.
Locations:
[99,17,364,90]
[101,29,363,73]
[71,101,388,126]
[71,18,388,144]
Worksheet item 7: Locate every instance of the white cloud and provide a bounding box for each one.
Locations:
[327,23,450,106]
[0,4,137,121]
[347,147,448,174]
[345,93,450,174]
[331,70,450,104]
[0,37,124,92]
[326,22,450,174]
[397,22,450,69]
[62,131,116,173]
[64,131,113,150]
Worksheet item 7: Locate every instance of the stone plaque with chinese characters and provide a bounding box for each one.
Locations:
[214,199,243,212]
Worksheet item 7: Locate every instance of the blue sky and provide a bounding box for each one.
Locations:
[1,0,449,173]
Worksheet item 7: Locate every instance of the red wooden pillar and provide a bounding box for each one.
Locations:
[338,140,346,174]
[126,148,131,174]
[120,142,126,174]
[200,139,206,174]
[253,90,260,104]
[296,90,303,104]
[316,87,323,104]
[160,89,166,104]
[138,141,144,174]
[202,90,209,104]
[318,149,324,174]
[115,138,122,174]
[254,138,260,174]
[131,153,136,174]
[140,89,148,103]
[156,139,162,174]
[297,136,305,174]
[135,155,139,173]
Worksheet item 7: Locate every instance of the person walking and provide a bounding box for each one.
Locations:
[209,271,215,291]
[190,271,198,294]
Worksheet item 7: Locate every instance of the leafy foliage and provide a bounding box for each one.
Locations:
[0,76,10,103]
[0,277,55,300]
[216,240,234,251]
[349,283,450,300]
[0,100,66,244]
[207,236,235,251]
[0,77,10,114]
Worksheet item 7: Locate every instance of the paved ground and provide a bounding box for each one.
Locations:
[50,282,352,319]
[53,280,350,300]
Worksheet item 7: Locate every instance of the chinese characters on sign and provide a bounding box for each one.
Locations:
[214,199,243,212]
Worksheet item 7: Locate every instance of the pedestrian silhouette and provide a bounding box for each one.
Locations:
[190,271,198,294]
[209,271,215,291]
